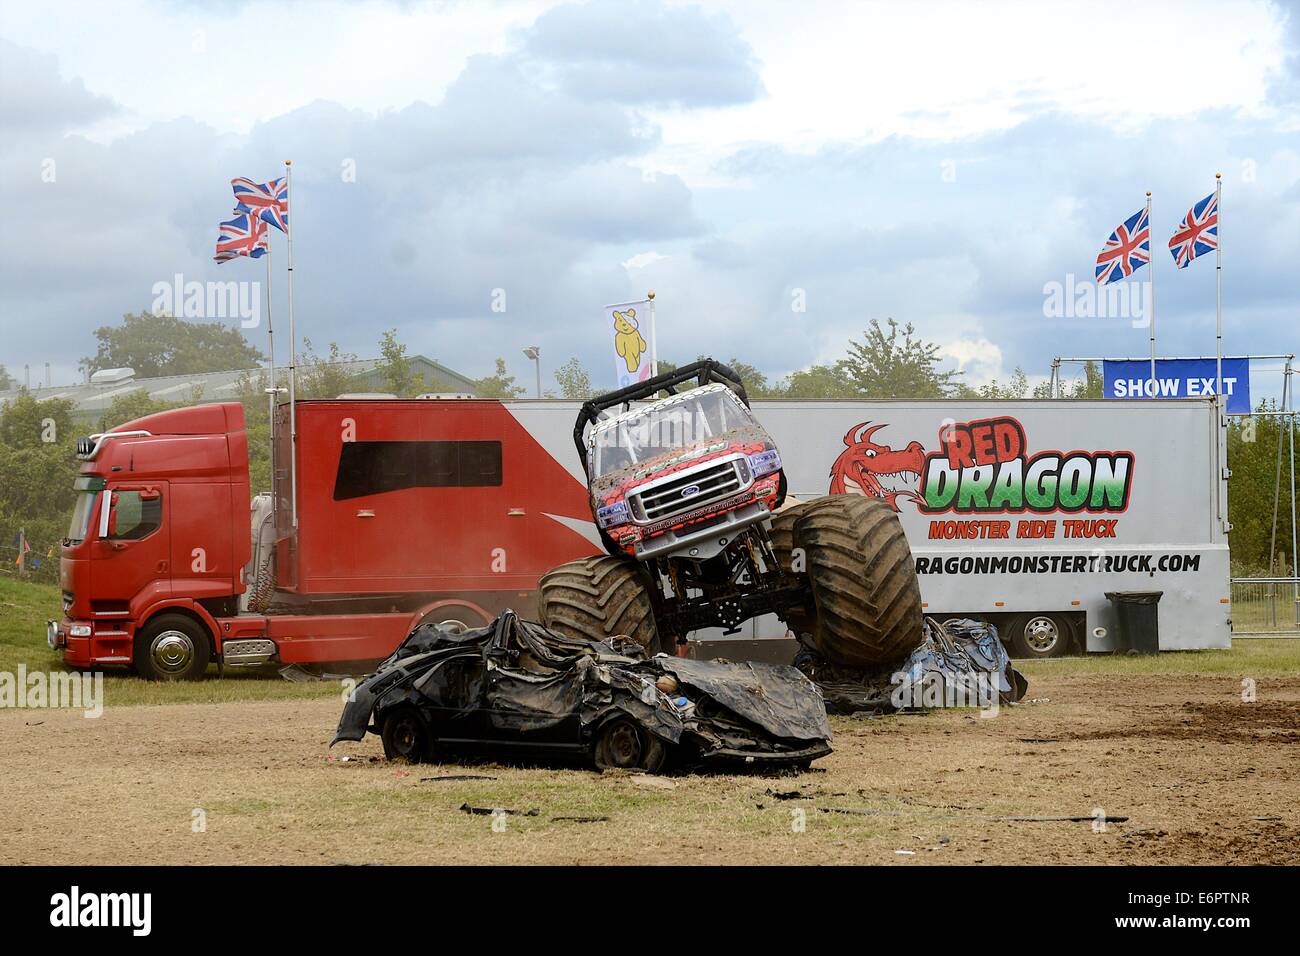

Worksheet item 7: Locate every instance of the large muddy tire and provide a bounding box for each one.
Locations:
[768,501,816,637]
[538,555,665,653]
[793,495,924,668]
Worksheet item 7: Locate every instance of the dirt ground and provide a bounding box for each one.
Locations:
[2,667,1297,865]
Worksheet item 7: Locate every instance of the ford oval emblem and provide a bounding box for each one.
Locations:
[680,484,701,498]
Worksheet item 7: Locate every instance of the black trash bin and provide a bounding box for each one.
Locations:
[1104,591,1163,654]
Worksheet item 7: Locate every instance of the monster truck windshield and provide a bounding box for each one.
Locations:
[591,384,757,477]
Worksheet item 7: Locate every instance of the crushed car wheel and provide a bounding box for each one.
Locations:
[794,495,924,668]
[538,555,666,653]
[594,718,666,773]
[381,706,434,763]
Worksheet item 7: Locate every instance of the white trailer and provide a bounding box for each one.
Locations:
[509,396,1230,657]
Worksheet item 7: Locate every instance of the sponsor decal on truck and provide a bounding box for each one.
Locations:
[831,416,1135,542]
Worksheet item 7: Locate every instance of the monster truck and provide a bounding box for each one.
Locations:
[537,360,924,668]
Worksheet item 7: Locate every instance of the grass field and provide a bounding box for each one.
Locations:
[0,575,339,706]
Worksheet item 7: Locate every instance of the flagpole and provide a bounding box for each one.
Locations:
[285,159,298,529]
[1215,172,1223,409]
[647,289,658,376]
[265,236,276,513]
[1214,172,1227,532]
[1146,191,1156,398]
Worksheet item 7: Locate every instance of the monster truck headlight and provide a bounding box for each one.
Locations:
[747,449,782,478]
[596,500,631,528]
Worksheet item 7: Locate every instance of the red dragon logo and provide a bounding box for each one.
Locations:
[829,422,926,511]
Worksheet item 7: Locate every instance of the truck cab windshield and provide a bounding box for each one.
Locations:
[65,476,105,544]
[591,386,755,477]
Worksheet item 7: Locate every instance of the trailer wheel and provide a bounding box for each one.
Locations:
[1007,614,1073,659]
[381,706,434,763]
[594,718,666,773]
[793,495,924,668]
[133,613,211,681]
[538,555,665,654]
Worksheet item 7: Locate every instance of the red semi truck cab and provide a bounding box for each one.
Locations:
[50,399,598,679]
[55,403,252,673]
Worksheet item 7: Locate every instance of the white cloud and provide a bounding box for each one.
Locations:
[621,251,667,270]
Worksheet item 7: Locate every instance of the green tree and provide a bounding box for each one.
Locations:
[474,358,525,399]
[0,365,14,390]
[0,391,74,449]
[720,358,773,396]
[776,363,855,398]
[1227,400,1300,575]
[957,367,1031,399]
[378,329,417,397]
[234,371,274,495]
[96,389,186,432]
[0,393,80,583]
[1034,361,1104,399]
[838,319,962,398]
[555,358,593,399]
[298,339,360,399]
[81,311,264,378]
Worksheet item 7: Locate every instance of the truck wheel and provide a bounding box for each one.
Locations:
[133,613,211,681]
[538,556,665,654]
[794,495,924,668]
[381,706,434,763]
[594,718,666,773]
[1007,614,1073,659]
[134,613,212,681]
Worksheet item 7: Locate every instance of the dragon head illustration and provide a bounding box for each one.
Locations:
[828,422,926,511]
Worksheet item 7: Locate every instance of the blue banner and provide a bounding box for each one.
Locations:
[1103,358,1251,414]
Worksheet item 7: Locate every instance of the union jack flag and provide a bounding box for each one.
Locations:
[232,176,289,233]
[1168,192,1217,268]
[1095,206,1150,284]
[213,211,268,263]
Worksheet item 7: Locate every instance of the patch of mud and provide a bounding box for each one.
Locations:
[1063,700,1299,745]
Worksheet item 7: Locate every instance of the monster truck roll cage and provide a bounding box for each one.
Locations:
[572,359,750,477]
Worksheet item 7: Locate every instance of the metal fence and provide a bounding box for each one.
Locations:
[1231,577,1300,636]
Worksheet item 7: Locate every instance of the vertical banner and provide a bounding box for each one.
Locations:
[604,298,653,388]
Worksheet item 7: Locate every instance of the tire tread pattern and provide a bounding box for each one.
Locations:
[538,555,660,652]
[793,495,924,667]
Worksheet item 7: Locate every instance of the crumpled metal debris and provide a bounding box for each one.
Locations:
[794,617,1028,714]
[332,610,832,770]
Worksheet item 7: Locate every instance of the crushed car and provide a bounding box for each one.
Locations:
[795,617,1029,715]
[332,610,833,772]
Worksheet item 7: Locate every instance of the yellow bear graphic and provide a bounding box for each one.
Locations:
[612,308,647,374]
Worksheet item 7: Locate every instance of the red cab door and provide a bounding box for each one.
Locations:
[90,482,171,614]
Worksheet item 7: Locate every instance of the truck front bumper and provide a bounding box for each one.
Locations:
[50,619,128,668]
[634,501,771,561]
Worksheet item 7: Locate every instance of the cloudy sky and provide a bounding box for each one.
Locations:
[1,0,1297,397]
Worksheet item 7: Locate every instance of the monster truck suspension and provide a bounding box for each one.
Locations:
[647,523,806,638]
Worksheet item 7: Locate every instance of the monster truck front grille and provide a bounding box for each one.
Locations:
[630,456,752,524]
